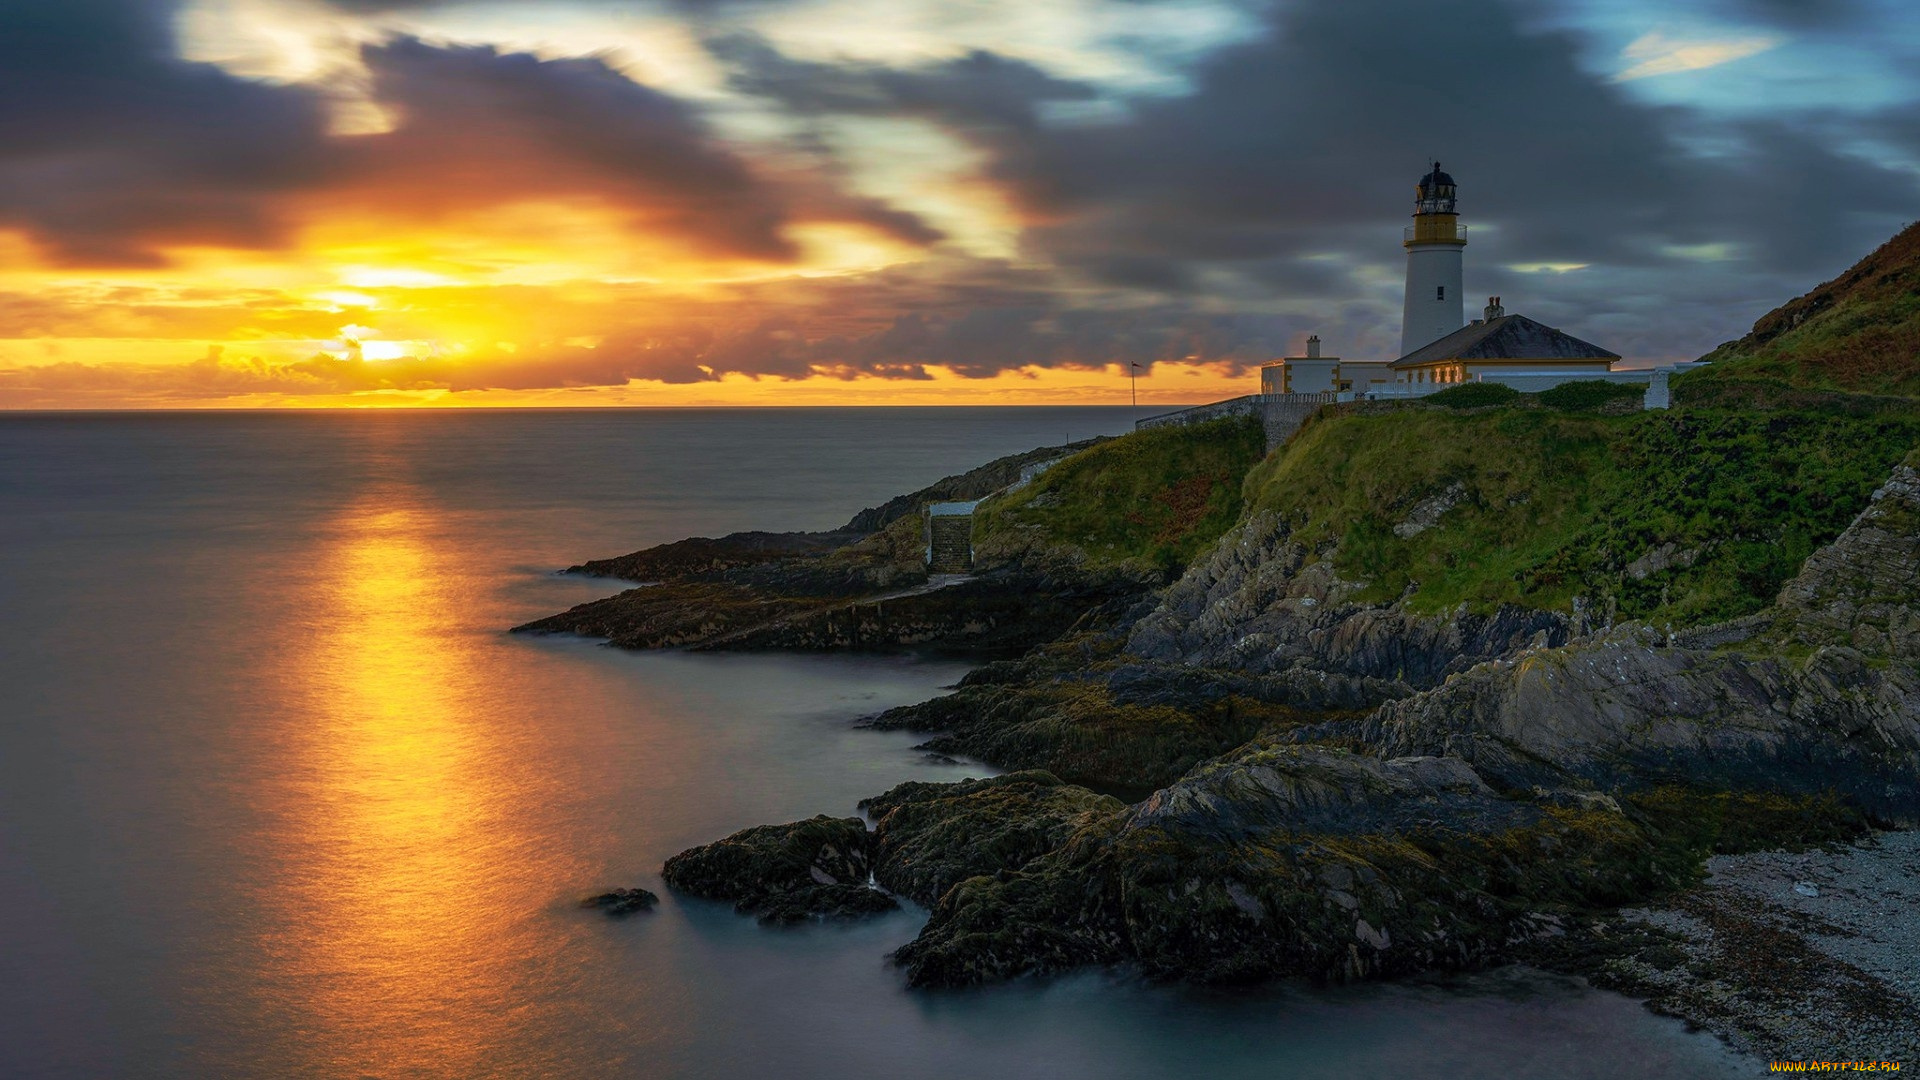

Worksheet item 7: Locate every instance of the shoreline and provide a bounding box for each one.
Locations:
[1526,830,1920,1066]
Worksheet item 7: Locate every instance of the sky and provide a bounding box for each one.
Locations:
[1,0,1917,408]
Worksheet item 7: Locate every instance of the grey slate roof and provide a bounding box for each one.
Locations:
[1391,314,1619,368]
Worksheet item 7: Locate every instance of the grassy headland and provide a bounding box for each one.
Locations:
[974,415,1267,577]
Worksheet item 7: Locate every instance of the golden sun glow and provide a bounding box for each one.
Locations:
[259,490,551,1074]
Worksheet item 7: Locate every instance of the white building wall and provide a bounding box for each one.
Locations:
[1401,245,1465,356]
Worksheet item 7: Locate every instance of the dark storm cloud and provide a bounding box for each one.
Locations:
[711,35,1099,134]
[347,37,793,259]
[0,0,334,265]
[714,0,1920,361]
[0,0,934,266]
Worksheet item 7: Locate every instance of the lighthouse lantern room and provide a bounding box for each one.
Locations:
[1400,162,1467,356]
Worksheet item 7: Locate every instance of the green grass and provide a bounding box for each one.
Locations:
[1242,401,1920,624]
[975,416,1267,577]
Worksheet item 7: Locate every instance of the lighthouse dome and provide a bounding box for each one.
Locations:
[1414,161,1457,215]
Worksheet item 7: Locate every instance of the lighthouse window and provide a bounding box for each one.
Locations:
[1436,286,1445,300]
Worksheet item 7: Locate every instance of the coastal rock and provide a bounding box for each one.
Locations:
[859,771,1127,905]
[691,571,1149,657]
[567,530,865,583]
[1126,510,1574,687]
[579,888,659,916]
[1362,461,1920,822]
[885,458,1920,987]
[661,815,897,923]
[863,649,1388,792]
[1774,456,1920,660]
[894,741,1677,988]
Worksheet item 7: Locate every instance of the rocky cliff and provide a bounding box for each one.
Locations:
[642,447,1920,1001]
[869,453,1920,988]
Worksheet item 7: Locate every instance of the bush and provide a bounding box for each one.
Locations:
[1427,383,1520,409]
[1538,380,1645,411]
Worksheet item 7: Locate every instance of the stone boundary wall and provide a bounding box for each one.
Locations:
[1136,393,1340,449]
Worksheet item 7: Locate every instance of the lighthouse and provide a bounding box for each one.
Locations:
[1400,162,1467,356]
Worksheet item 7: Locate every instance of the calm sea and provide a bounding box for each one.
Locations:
[0,409,1756,1078]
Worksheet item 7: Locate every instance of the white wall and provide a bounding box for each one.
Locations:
[1401,245,1464,356]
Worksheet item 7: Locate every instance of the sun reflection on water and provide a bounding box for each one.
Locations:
[265,491,553,1077]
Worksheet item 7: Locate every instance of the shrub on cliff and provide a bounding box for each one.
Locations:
[1537,379,1644,412]
[1426,383,1520,409]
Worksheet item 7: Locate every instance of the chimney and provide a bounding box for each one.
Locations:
[1306,335,1321,358]
[1484,296,1505,321]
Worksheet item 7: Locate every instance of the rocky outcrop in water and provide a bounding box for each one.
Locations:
[657,773,1125,920]
[893,743,1688,987]
[864,646,1394,792]
[515,440,1156,656]
[580,888,659,916]
[860,771,1126,905]
[660,815,897,923]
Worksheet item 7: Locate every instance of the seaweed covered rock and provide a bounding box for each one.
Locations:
[894,743,1680,988]
[864,647,1387,792]
[661,815,896,923]
[859,771,1127,905]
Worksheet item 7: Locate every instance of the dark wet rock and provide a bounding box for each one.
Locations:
[515,582,833,648]
[661,815,898,924]
[892,741,1685,987]
[860,771,1127,906]
[580,887,659,916]
[698,571,1148,657]
[567,530,865,584]
[864,648,1392,792]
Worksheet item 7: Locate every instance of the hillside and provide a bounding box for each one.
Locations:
[1695,220,1920,397]
[1244,402,1920,627]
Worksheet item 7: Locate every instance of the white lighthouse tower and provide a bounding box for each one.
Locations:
[1400,162,1467,356]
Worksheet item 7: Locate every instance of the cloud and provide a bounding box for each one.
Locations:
[711,0,1918,363]
[5,0,1918,402]
[0,0,335,265]
[0,1,937,268]
[1612,30,1783,81]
